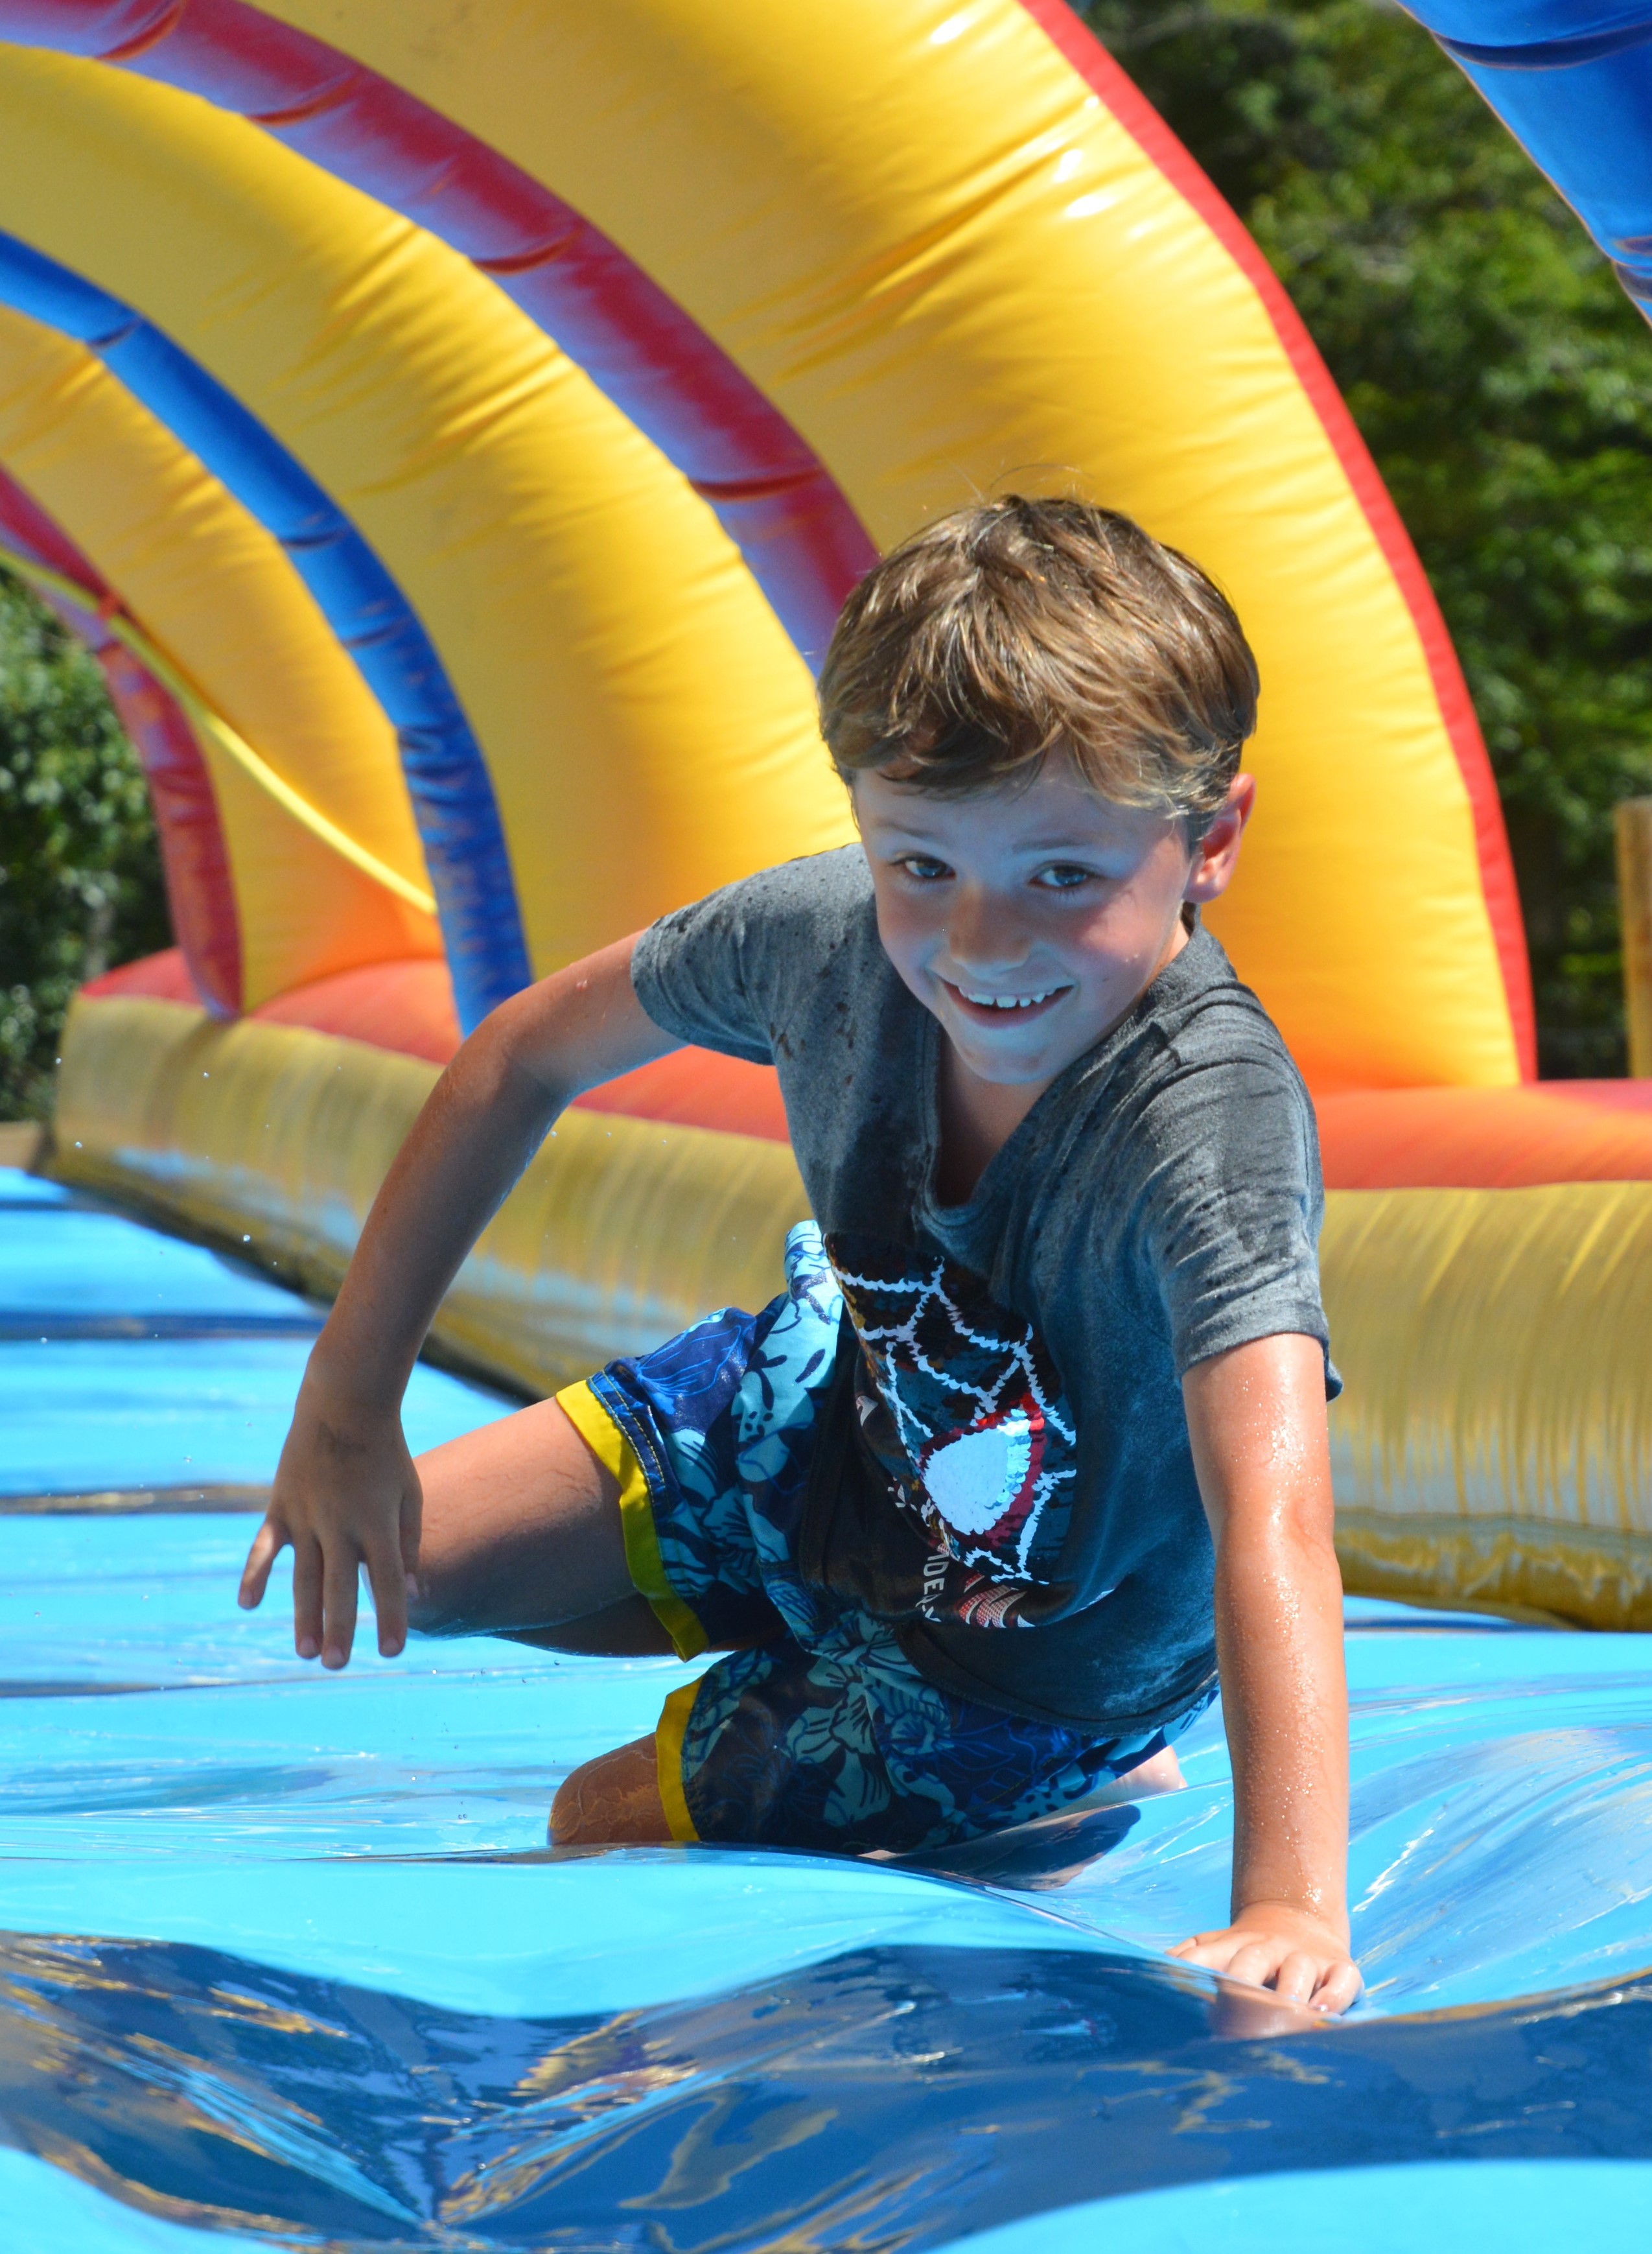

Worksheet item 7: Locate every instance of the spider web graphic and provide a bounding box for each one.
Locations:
[826,1235,1078,1590]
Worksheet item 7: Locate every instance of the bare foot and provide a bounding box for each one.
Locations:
[550,1732,673,1846]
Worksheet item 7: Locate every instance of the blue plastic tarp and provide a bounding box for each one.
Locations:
[3,1171,1651,2247]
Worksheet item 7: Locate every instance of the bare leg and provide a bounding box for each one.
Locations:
[550,1733,671,1846]
[410,1396,671,1656]
[548,1735,1185,1852]
[412,1400,678,1842]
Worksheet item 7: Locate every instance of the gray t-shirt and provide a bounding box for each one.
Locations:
[632,845,1336,1734]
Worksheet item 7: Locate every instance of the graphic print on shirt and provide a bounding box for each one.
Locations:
[826,1233,1078,1625]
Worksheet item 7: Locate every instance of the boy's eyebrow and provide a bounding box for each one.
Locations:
[868,818,1113,856]
[860,817,948,847]
[996,832,1114,855]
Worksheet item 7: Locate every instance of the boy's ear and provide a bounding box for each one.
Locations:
[1184,773,1256,905]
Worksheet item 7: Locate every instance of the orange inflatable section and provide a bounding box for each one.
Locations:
[1316,1085,1652,1191]
[87,951,1652,1190]
[85,952,793,1144]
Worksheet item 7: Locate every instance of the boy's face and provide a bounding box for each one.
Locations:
[854,749,1253,1092]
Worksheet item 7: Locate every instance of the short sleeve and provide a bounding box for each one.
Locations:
[1135,1046,1342,1397]
[629,846,870,1068]
[631,888,771,1065]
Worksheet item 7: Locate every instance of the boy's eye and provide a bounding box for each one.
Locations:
[898,855,952,881]
[1034,863,1096,891]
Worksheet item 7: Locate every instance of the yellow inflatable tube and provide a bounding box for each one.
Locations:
[0,47,850,976]
[259,0,1524,1093]
[1323,1182,1652,1626]
[0,305,439,1005]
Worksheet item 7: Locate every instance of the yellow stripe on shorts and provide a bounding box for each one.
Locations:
[654,1678,703,1844]
[553,1379,708,1663]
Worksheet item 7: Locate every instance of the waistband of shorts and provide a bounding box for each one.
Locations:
[553,1376,708,1663]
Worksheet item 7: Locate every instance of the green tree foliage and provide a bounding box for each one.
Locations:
[0,567,170,1120]
[1084,0,1652,1074]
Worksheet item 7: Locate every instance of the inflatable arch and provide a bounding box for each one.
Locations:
[0,303,441,1009]
[0,0,1648,1625]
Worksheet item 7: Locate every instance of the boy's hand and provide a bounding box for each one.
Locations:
[231,935,673,1668]
[1170,1903,1362,2015]
[1180,1337,1359,2022]
[238,1372,422,1668]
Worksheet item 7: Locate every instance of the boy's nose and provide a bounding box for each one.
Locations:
[944,887,1032,972]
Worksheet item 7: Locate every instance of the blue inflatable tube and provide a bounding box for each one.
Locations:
[0,227,530,1030]
[1405,2,1652,303]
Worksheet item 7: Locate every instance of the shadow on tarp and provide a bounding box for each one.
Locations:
[2,1931,1650,2251]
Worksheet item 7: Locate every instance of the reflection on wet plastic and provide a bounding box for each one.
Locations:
[3,1932,1652,2251]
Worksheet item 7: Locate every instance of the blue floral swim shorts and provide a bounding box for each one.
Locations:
[556,1223,1212,1855]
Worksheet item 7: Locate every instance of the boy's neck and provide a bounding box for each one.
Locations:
[933,1039,1045,1204]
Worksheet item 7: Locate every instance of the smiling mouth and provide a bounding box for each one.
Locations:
[942,980,1070,1023]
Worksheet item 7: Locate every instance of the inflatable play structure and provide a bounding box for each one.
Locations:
[0,0,1647,1628]
[3,3,1652,2245]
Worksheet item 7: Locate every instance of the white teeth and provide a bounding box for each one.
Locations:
[960,989,1058,1010]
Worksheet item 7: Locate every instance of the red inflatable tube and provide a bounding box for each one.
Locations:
[88,947,1652,1184]
[0,465,241,1014]
[0,0,879,666]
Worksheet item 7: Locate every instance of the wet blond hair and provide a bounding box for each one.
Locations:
[819,496,1257,837]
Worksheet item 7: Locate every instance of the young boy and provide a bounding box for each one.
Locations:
[240,497,1359,2015]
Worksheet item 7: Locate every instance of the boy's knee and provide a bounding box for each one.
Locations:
[1123,1743,1185,1796]
[550,1734,673,1847]
[1084,1742,1186,1812]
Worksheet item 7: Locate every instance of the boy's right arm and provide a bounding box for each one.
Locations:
[237,935,678,1669]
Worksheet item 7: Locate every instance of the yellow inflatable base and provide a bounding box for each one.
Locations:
[51,994,1652,1629]
[1321,1182,1652,1630]
[1332,1511,1652,1632]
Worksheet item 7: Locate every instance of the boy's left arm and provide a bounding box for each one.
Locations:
[1170,1332,1362,2016]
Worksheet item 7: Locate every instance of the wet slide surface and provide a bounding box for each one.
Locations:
[3,1169,1652,2249]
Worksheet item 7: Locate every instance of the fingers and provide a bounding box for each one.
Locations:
[1224,1940,1279,1991]
[1167,1937,1220,1969]
[1314,1958,1364,2015]
[1165,1927,1362,2017]
[399,1473,423,1588]
[238,1516,288,1610]
[253,1517,406,1671]
[321,1538,360,1669]
[1271,1950,1323,2006]
[1167,1931,1244,1971]
[292,1534,323,1660]
[362,1532,409,1660]
[255,1392,420,1668]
